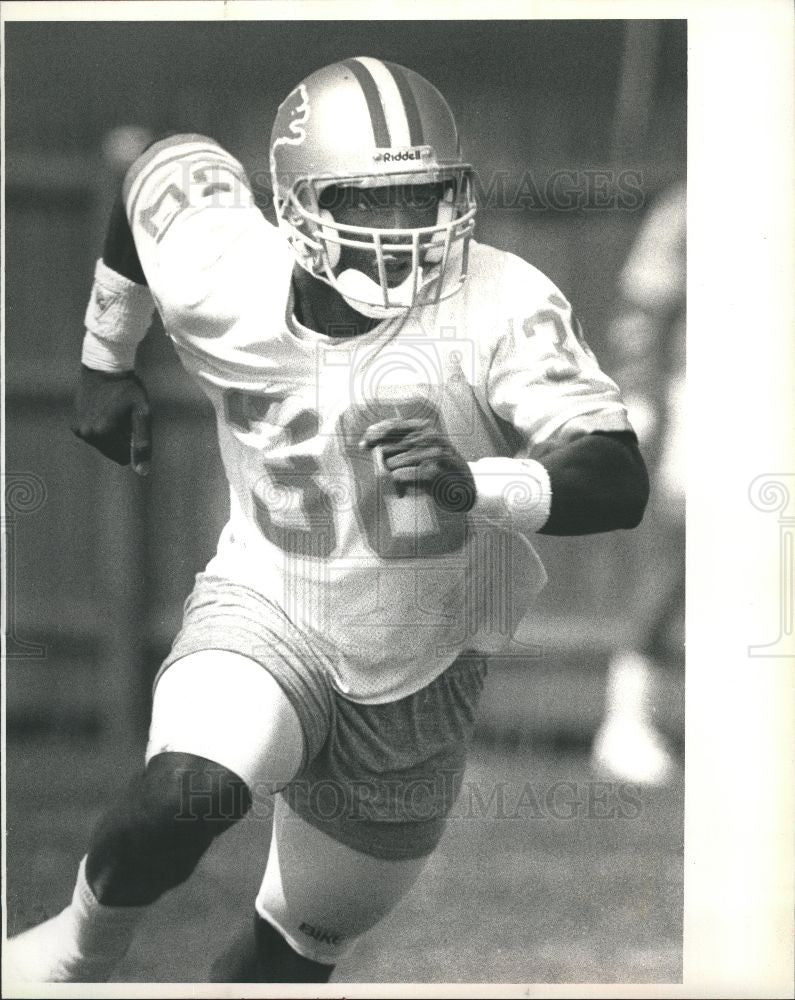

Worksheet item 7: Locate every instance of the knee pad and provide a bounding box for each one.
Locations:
[87,753,250,903]
[131,754,250,889]
[255,799,429,964]
[147,750,251,816]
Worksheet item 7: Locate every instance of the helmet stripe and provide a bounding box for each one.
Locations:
[354,57,411,146]
[342,58,391,147]
[383,62,425,146]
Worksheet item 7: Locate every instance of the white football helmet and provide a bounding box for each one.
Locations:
[270,57,477,318]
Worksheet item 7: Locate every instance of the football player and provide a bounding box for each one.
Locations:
[591,181,686,786]
[6,57,648,983]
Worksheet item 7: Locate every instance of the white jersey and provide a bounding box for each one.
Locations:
[124,135,631,702]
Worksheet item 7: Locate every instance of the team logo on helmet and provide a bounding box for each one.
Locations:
[272,85,310,149]
[270,83,311,178]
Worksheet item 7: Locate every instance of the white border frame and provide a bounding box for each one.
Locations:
[2,2,793,997]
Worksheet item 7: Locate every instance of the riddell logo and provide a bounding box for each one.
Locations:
[373,148,424,163]
[299,921,342,945]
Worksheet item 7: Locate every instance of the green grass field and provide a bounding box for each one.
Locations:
[6,734,682,985]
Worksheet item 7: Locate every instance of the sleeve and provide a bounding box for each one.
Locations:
[121,134,261,317]
[486,254,633,457]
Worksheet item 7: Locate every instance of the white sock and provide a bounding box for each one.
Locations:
[603,650,655,723]
[594,651,675,786]
[6,856,147,983]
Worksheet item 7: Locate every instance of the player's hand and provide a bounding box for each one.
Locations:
[72,365,152,475]
[359,417,476,512]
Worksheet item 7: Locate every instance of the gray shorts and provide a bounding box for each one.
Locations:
[158,572,487,860]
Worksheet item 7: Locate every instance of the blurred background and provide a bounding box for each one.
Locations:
[5,19,686,983]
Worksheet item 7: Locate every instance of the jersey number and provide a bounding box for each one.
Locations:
[138,160,248,243]
[225,393,466,560]
[522,299,595,369]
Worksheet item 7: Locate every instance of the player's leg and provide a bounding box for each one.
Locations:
[6,573,335,982]
[6,648,309,982]
[209,910,337,983]
[211,651,487,983]
[593,648,677,785]
[87,648,305,906]
[210,798,430,982]
[593,400,685,786]
[642,530,685,662]
[592,548,682,784]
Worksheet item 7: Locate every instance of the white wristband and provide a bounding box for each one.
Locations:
[469,457,552,535]
[81,258,155,372]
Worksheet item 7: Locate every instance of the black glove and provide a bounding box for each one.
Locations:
[359,416,476,512]
[72,364,152,475]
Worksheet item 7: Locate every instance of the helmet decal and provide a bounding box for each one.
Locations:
[342,58,392,146]
[381,60,425,146]
[342,57,428,149]
[270,84,310,155]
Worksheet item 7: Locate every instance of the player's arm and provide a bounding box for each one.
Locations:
[74,132,250,474]
[532,428,648,535]
[359,421,647,535]
[453,425,648,539]
[469,258,650,537]
[73,187,155,474]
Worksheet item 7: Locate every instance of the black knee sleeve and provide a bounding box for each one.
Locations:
[87,753,251,905]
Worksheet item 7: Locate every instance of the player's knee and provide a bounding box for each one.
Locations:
[88,753,251,903]
[142,751,252,826]
[134,753,251,874]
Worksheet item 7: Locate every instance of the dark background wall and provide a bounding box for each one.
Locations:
[5,19,686,741]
